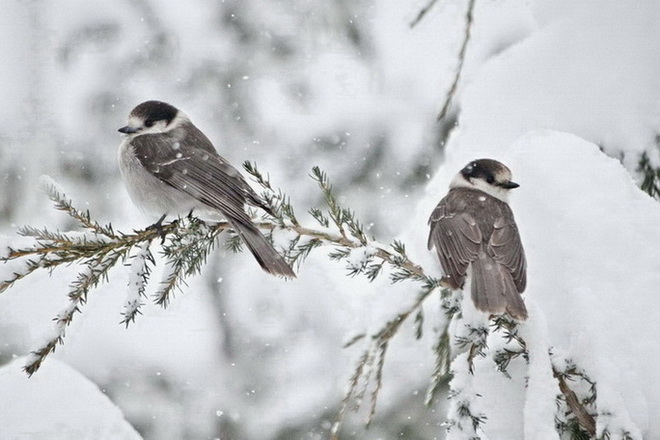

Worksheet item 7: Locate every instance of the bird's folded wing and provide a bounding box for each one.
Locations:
[490,213,527,292]
[131,133,252,223]
[428,200,482,288]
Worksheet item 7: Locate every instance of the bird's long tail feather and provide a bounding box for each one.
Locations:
[471,256,527,320]
[230,220,296,278]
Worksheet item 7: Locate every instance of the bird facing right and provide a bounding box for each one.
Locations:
[427,159,528,320]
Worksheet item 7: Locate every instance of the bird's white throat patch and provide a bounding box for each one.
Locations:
[124,112,190,136]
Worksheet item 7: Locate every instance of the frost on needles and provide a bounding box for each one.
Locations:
[1,163,603,438]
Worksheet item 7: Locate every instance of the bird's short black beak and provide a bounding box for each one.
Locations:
[118,125,140,134]
[499,180,520,189]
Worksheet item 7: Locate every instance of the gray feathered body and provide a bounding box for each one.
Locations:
[119,121,295,278]
[428,187,527,320]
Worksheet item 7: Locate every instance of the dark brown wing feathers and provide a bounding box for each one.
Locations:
[490,214,527,292]
[428,187,527,319]
[131,122,294,278]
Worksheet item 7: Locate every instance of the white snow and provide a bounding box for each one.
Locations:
[3,0,660,438]
[445,353,486,440]
[0,357,142,440]
[123,241,152,323]
[269,226,299,253]
[345,244,377,270]
[457,1,660,170]
[520,305,560,440]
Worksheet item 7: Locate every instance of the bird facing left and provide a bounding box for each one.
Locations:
[117,100,296,278]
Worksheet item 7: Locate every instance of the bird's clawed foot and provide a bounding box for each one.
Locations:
[146,213,171,244]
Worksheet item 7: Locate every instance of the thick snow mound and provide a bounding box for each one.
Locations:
[458,1,660,168]
[0,358,142,440]
[511,131,660,436]
[487,131,659,437]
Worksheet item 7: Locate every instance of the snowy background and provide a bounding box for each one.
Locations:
[1,0,660,439]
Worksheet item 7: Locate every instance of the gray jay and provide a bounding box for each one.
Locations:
[118,100,295,278]
[427,159,527,320]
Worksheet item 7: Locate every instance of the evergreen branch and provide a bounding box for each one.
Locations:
[492,347,526,378]
[121,241,154,327]
[248,163,450,287]
[487,315,598,436]
[482,316,598,437]
[454,399,488,433]
[552,358,597,438]
[0,255,50,293]
[6,166,457,432]
[446,314,599,438]
[553,369,596,437]
[637,141,660,200]
[366,339,389,427]
[243,161,300,226]
[43,181,117,238]
[425,328,451,406]
[223,229,243,254]
[331,350,370,440]
[6,227,114,266]
[343,332,367,349]
[310,166,347,238]
[280,195,299,227]
[437,0,476,122]
[445,352,488,437]
[490,314,528,377]
[332,286,442,438]
[24,249,125,376]
[455,324,489,374]
[260,221,447,287]
[155,218,223,307]
[2,185,237,374]
[5,168,449,379]
[309,207,330,228]
[414,307,424,339]
[410,0,440,28]
[286,236,323,270]
[4,166,605,440]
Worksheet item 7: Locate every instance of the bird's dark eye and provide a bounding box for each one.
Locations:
[144,119,155,128]
[486,175,495,184]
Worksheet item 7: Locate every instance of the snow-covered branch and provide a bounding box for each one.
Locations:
[1,165,606,439]
[2,166,447,377]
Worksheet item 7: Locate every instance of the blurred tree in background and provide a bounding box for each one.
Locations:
[0,0,465,439]
[4,1,660,439]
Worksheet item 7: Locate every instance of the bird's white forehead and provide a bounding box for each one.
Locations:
[124,111,189,133]
[126,115,145,127]
[495,166,513,181]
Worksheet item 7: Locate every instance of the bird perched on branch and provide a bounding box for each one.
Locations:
[428,159,527,320]
[118,100,295,278]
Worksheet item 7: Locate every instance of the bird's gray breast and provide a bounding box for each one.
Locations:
[118,137,202,216]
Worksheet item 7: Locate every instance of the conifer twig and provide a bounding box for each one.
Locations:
[3,167,449,377]
[2,166,603,440]
[637,140,660,200]
[121,240,154,327]
[554,370,596,437]
[1,184,234,374]
[410,0,440,28]
[552,359,597,437]
[437,0,476,122]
